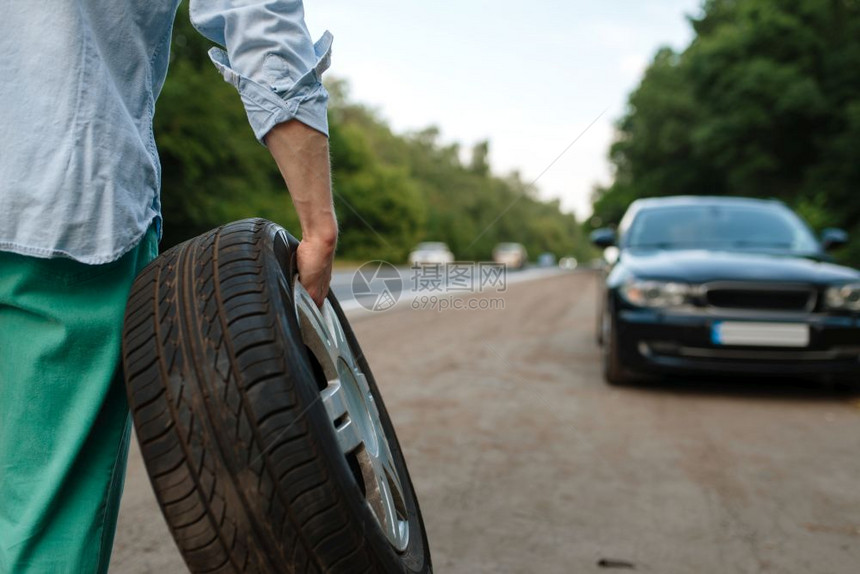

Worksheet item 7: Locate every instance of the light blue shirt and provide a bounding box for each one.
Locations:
[0,0,331,264]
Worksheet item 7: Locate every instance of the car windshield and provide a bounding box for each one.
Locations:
[415,242,448,251]
[625,204,820,254]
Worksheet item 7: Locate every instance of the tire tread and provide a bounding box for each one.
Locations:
[122,219,428,573]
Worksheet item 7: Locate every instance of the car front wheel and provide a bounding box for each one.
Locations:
[602,312,637,386]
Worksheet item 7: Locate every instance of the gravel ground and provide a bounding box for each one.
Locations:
[111,271,860,573]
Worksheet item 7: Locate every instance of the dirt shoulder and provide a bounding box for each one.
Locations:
[112,272,860,573]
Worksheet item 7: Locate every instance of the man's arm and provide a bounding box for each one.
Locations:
[187,0,336,305]
[265,120,337,307]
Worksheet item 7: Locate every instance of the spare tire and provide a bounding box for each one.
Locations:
[121,219,431,573]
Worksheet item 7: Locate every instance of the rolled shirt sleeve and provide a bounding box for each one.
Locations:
[189,0,332,141]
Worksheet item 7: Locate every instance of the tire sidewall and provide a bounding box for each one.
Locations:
[603,308,626,385]
[261,222,430,572]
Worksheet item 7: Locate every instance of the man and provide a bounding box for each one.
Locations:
[0,1,336,571]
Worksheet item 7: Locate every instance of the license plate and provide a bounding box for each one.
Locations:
[711,321,810,348]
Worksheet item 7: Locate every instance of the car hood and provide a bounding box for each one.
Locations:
[619,249,860,285]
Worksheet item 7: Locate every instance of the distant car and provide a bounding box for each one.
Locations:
[559,257,578,271]
[537,252,557,267]
[602,245,620,265]
[493,243,528,269]
[591,196,860,386]
[408,242,454,266]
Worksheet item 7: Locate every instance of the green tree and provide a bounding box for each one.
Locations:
[156,6,590,264]
[156,7,298,248]
[593,0,860,264]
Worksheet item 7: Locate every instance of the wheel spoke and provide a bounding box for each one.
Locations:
[368,449,409,550]
[333,417,363,454]
[294,283,340,376]
[320,379,348,420]
[378,449,407,522]
[322,302,356,366]
[377,469,400,544]
[320,381,363,454]
[352,370,409,549]
[354,373,381,419]
[291,276,409,551]
[355,373,387,445]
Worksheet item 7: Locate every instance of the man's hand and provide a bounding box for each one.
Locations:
[265,120,337,307]
[296,234,336,307]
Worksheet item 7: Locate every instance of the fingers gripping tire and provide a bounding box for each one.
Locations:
[122,219,431,573]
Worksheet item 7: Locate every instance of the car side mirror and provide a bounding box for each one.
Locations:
[821,228,848,251]
[590,228,617,249]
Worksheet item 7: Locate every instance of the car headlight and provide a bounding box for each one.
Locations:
[825,283,860,311]
[620,280,691,308]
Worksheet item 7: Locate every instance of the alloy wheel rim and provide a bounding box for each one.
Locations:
[293,281,410,551]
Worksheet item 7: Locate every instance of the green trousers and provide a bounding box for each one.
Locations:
[0,227,157,573]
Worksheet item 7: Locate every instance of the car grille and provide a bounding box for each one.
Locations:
[704,284,816,312]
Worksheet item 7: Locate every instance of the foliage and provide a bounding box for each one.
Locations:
[592,0,860,264]
[155,6,591,263]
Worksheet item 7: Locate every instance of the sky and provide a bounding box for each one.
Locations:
[304,0,703,221]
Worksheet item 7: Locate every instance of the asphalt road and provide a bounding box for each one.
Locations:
[329,264,563,313]
[110,271,860,573]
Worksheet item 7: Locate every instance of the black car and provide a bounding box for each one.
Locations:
[591,196,860,386]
